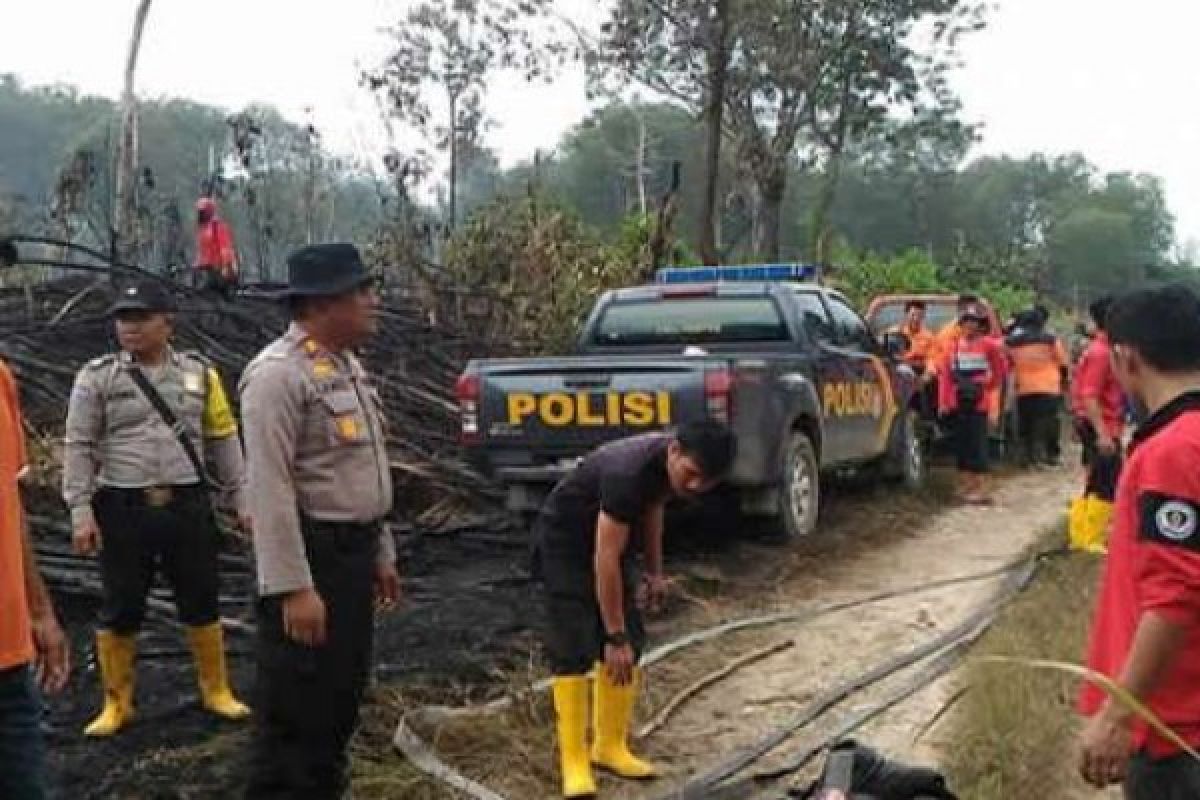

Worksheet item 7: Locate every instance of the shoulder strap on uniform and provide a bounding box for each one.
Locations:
[85,353,117,370]
[180,349,213,367]
[126,366,211,488]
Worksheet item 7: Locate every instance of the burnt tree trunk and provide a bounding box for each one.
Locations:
[751,166,787,262]
[112,0,153,270]
[697,0,731,266]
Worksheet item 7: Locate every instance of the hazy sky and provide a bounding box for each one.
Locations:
[4,0,1200,246]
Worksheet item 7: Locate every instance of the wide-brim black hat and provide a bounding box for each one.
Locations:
[109,281,178,315]
[284,242,375,296]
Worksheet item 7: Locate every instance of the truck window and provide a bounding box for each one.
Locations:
[791,291,836,345]
[592,296,789,346]
[827,297,876,352]
[871,302,959,334]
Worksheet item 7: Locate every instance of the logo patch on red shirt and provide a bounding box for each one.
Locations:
[1141,492,1200,550]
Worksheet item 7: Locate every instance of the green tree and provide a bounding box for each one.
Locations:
[602,0,740,264]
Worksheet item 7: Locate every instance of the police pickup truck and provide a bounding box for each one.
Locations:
[456,265,924,539]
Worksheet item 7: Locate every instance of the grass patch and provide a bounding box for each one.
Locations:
[943,527,1101,800]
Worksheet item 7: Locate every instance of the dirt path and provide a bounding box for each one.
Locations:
[616,466,1081,799]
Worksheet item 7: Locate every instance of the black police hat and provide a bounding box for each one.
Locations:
[109,281,178,315]
[284,243,374,296]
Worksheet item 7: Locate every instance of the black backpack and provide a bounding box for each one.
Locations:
[790,740,959,800]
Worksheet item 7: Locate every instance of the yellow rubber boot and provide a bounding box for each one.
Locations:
[84,630,137,737]
[1068,497,1091,551]
[591,666,659,779]
[1085,499,1114,555]
[552,676,597,798]
[186,623,250,720]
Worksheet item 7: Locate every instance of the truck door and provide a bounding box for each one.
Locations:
[822,295,898,461]
[788,291,853,466]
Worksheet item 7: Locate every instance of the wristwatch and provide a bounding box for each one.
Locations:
[604,630,629,646]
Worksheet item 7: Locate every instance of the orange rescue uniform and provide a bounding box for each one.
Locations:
[1010,334,1068,397]
[888,324,936,373]
[0,360,33,669]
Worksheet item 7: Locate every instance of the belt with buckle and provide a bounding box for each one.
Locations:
[143,486,174,508]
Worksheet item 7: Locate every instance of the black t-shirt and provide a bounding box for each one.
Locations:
[538,433,670,583]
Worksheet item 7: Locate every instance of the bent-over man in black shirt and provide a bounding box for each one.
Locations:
[536,420,736,798]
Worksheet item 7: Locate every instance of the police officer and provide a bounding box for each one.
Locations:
[536,421,736,798]
[63,281,250,737]
[240,243,400,799]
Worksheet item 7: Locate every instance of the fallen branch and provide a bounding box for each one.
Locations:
[637,639,795,739]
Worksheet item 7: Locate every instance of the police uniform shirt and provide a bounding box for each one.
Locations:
[1080,391,1200,756]
[538,433,670,591]
[63,348,245,526]
[239,323,396,596]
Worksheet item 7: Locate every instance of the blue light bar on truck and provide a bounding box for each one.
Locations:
[655,263,818,284]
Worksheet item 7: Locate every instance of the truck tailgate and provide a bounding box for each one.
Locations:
[477,356,714,453]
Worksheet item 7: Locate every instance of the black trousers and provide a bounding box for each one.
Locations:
[953,410,989,474]
[1016,394,1062,464]
[93,486,219,633]
[544,591,646,676]
[0,666,44,800]
[1125,751,1200,800]
[246,518,380,800]
[538,535,645,676]
[1077,419,1123,502]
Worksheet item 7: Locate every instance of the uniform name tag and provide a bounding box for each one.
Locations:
[312,358,336,380]
[184,372,204,394]
[336,415,361,441]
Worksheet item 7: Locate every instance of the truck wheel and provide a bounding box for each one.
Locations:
[884,410,927,490]
[777,432,820,539]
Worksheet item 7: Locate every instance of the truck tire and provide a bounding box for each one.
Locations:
[777,432,820,539]
[883,410,927,490]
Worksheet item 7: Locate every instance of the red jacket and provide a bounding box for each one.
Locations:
[1080,393,1200,755]
[936,334,1007,415]
[195,218,237,277]
[1071,332,1125,437]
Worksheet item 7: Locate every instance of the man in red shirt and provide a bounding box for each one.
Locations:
[0,359,69,799]
[1070,296,1126,552]
[936,303,1007,505]
[194,197,238,293]
[1078,285,1200,797]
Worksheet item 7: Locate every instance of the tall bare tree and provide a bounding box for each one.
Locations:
[365,0,568,232]
[113,0,152,266]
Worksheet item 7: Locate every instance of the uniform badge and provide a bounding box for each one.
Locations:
[303,338,320,356]
[184,371,204,394]
[312,358,336,380]
[336,415,360,441]
[1141,492,1200,551]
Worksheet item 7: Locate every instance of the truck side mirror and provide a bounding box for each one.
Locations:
[881,331,909,360]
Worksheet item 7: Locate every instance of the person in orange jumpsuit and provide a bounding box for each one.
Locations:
[194,197,238,293]
[936,303,1008,505]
